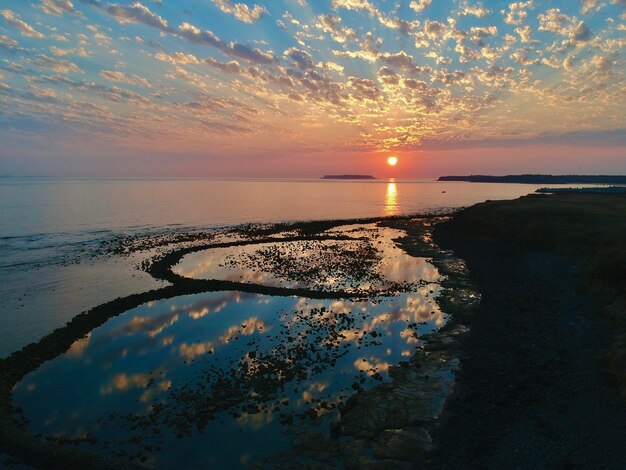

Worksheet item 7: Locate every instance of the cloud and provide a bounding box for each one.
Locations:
[510,47,539,66]
[501,1,534,25]
[586,53,618,77]
[379,51,417,70]
[515,25,535,43]
[80,1,276,64]
[409,0,432,13]
[34,74,152,104]
[418,129,626,150]
[100,70,152,87]
[49,45,91,57]
[31,54,82,73]
[1,0,625,164]
[581,0,600,15]
[155,50,200,65]
[316,14,356,43]
[104,2,170,30]
[177,22,275,64]
[347,76,382,102]
[332,0,418,32]
[0,10,45,38]
[39,0,81,16]
[457,1,490,18]
[203,57,244,74]
[377,66,400,86]
[284,47,314,70]
[212,0,267,24]
[332,0,378,16]
[0,84,64,105]
[0,34,18,47]
[538,9,592,43]
[424,20,448,39]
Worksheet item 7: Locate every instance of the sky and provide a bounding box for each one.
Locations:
[0,0,624,177]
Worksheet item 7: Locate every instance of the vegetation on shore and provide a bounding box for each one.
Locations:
[441,193,626,396]
[536,186,626,194]
[321,175,376,179]
[438,174,626,184]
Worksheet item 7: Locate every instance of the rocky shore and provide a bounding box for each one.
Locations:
[2,193,624,469]
[430,193,626,469]
[0,214,474,469]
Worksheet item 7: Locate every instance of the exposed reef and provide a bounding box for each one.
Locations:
[0,214,476,469]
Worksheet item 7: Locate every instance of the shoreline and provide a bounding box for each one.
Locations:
[0,213,475,469]
[430,193,626,468]
[2,194,624,468]
[438,175,626,184]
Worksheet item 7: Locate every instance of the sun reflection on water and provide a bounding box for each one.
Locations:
[385,179,398,216]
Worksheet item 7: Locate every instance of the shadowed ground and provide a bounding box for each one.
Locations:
[431,193,626,469]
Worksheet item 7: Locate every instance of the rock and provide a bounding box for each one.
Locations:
[372,427,432,460]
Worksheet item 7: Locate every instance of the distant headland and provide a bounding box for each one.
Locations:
[322,175,376,180]
[438,174,626,184]
[536,186,626,194]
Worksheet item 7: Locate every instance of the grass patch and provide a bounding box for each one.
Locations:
[444,193,626,291]
[440,192,626,398]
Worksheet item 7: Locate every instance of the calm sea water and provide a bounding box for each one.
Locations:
[0,177,548,236]
[0,177,544,357]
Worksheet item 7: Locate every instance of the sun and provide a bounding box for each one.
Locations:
[387,156,398,166]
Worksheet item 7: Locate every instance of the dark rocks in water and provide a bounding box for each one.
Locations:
[2,214,478,470]
[322,175,376,180]
[372,427,431,461]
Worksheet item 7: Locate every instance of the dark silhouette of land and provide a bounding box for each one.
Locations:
[431,193,626,469]
[321,174,376,180]
[438,174,626,184]
[537,186,626,194]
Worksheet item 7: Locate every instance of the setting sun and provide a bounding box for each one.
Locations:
[387,156,398,166]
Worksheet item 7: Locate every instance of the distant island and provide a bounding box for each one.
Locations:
[438,174,626,184]
[322,175,376,180]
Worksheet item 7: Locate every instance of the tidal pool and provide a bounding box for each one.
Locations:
[173,225,437,292]
[13,286,446,468]
[12,222,455,468]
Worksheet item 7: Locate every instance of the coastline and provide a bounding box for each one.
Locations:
[431,193,626,468]
[0,213,475,469]
[2,194,625,468]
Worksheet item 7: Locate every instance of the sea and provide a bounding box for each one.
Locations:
[0,177,547,358]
